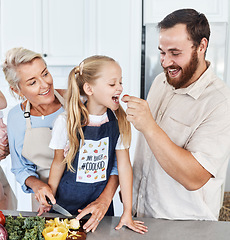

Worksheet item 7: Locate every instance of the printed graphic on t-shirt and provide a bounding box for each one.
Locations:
[76,137,109,183]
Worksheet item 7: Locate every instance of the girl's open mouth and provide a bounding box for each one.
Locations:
[112,95,119,103]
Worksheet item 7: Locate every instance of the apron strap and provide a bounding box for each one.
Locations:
[107,108,116,121]
[54,89,65,106]
[24,100,32,129]
[24,90,65,129]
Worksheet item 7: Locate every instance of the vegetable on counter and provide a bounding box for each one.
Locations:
[45,217,86,240]
[0,211,5,226]
[42,226,68,240]
[45,218,80,231]
[0,223,7,240]
[5,214,45,240]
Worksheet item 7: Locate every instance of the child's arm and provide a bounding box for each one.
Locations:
[115,149,148,234]
[0,91,7,110]
[48,149,65,196]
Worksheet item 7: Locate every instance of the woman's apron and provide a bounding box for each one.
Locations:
[21,90,64,210]
[55,108,119,216]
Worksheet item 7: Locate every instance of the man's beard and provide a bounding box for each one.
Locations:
[164,49,199,89]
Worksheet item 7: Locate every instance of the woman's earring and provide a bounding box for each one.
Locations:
[19,93,26,101]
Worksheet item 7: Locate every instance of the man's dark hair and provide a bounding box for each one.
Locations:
[157,9,210,48]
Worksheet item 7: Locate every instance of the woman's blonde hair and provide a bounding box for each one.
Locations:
[2,47,46,99]
[65,55,131,171]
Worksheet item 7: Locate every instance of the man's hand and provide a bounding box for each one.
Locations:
[121,95,154,134]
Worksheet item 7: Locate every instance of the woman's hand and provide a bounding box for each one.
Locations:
[25,176,56,211]
[37,204,52,216]
[115,212,148,234]
[0,139,9,160]
[34,182,56,206]
[76,197,109,233]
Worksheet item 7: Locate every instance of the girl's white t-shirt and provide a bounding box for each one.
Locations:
[49,111,125,150]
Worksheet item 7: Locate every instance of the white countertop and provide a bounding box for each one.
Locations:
[3,210,230,240]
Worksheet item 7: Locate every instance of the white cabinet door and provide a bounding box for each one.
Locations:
[144,0,229,24]
[42,0,88,65]
[0,0,42,60]
[0,0,89,65]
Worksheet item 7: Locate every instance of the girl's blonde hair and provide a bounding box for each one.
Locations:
[65,55,131,171]
[2,47,46,99]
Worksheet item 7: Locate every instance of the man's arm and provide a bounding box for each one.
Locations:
[122,95,212,191]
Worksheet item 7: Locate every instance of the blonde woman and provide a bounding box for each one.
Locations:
[3,47,65,213]
[42,56,147,233]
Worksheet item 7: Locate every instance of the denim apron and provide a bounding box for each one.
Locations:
[55,108,119,216]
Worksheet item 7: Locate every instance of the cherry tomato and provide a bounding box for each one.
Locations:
[122,94,129,103]
[0,211,5,225]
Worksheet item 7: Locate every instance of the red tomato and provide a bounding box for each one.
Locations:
[122,94,129,103]
[0,211,5,225]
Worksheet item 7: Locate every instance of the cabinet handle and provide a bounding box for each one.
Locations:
[43,53,48,57]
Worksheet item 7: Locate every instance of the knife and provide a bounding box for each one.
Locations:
[46,196,72,217]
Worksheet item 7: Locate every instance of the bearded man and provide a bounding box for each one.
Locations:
[122,8,230,220]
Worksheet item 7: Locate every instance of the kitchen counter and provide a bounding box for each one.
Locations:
[3,210,230,240]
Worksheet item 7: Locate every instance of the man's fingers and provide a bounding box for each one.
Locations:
[122,95,142,104]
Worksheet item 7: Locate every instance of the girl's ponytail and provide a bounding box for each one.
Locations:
[65,68,89,171]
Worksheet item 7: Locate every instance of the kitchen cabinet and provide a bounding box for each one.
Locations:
[143,0,229,24]
[0,0,42,58]
[0,0,93,65]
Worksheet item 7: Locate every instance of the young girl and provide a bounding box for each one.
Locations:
[47,56,147,234]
